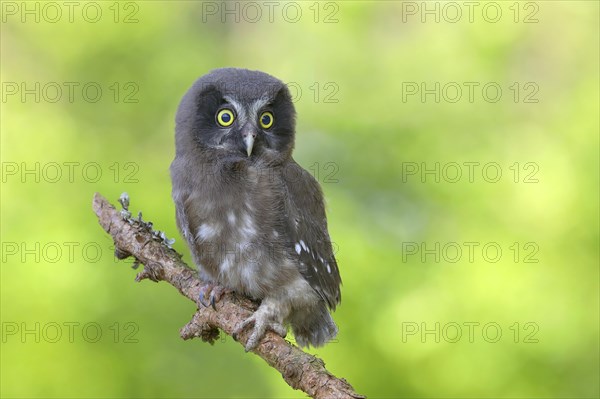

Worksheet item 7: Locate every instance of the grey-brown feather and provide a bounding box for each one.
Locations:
[170,68,341,348]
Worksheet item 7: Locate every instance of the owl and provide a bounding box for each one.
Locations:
[170,68,341,351]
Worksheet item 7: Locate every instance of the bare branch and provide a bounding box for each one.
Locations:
[92,192,365,399]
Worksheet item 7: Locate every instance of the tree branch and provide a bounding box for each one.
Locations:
[92,192,365,399]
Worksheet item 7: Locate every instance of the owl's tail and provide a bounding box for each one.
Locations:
[290,302,338,348]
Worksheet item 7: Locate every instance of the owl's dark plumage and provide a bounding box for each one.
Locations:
[170,68,341,350]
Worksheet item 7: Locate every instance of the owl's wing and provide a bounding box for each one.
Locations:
[283,161,341,310]
[173,189,196,250]
[172,179,204,261]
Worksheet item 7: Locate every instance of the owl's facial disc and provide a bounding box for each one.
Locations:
[180,79,295,162]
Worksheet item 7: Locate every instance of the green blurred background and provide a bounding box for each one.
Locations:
[1,1,598,398]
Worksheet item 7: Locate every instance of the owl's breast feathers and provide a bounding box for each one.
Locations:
[172,156,341,307]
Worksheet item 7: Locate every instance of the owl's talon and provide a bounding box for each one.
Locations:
[198,285,211,308]
[198,283,229,310]
[232,316,253,341]
[270,322,287,338]
[209,293,216,310]
[233,313,287,352]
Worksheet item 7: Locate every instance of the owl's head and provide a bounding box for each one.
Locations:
[175,68,296,164]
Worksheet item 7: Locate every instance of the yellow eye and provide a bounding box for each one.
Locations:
[216,109,235,127]
[259,111,274,129]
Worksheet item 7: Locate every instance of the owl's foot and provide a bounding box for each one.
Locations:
[198,282,229,310]
[233,311,287,352]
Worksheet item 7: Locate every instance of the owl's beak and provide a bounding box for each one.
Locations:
[242,126,256,157]
[243,135,255,157]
